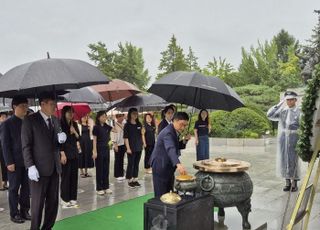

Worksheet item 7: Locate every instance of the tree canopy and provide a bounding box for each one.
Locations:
[87,41,150,90]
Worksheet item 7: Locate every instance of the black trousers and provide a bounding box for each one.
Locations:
[144,145,154,169]
[95,152,110,191]
[126,151,142,179]
[60,158,78,202]
[152,172,175,198]
[7,166,30,217]
[114,145,126,178]
[30,172,59,230]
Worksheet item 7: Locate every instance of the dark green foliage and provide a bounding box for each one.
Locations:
[209,108,271,138]
[87,41,150,90]
[234,84,280,113]
[297,64,320,162]
[185,47,201,72]
[203,57,243,87]
[273,29,298,62]
[296,12,320,162]
[157,35,188,79]
[237,31,303,89]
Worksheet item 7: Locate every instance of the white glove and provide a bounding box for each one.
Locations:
[58,132,67,144]
[276,99,285,108]
[28,165,40,182]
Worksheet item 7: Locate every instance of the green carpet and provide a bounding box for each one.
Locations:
[54,194,153,230]
[54,194,218,230]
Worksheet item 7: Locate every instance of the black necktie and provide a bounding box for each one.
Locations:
[47,118,53,132]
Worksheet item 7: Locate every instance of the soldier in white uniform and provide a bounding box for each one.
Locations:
[267,91,301,192]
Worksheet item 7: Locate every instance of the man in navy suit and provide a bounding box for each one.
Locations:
[0,96,30,224]
[150,112,190,197]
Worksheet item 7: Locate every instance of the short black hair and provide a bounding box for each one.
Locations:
[173,112,189,121]
[38,91,56,104]
[11,95,28,109]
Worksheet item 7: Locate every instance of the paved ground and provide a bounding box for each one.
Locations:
[1,137,319,230]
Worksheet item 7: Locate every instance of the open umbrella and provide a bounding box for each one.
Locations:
[110,93,169,112]
[148,71,244,111]
[0,57,110,97]
[91,79,140,102]
[55,102,91,121]
[61,86,106,104]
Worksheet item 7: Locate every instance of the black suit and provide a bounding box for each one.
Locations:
[21,112,61,230]
[0,122,8,184]
[157,119,170,135]
[0,115,30,218]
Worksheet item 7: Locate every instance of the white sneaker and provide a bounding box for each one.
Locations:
[0,207,4,212]
[105,189,112,194]
[61,200,73,209]
[70,200,78,206]
[116,176,126,182]
[96,190,105,195]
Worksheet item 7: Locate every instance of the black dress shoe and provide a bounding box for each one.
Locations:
[283,185,291,192]
[10,215,25,224]
[291,186,298,192]
[21,211,32,220]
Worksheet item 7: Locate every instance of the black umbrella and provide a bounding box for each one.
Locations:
[148,71,244,111]
[61,86,106,104]
[109,93,169,112]
[0,58,109,97]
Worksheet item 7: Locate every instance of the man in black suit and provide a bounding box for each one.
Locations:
[22,92,65,230]
[150,112,190,197]
[0,96,30,224]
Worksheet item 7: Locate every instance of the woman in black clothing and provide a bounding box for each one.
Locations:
[194,109,211,161]
[157,105,174,135]
[142,113,156,174]
[124,108,143,188]
[60,106,80,208]
[78,114,94,178]
[92,111,113,195]
[0,112,8,190]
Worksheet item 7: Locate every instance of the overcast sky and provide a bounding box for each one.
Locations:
[0,0,319,82]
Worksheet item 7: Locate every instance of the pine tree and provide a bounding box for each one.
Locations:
[296,10,320,83]
[87,41,150,90]
[87,42,116,79]
[157,35,188,79]
[273,29,298,62]
[185,47,200,71]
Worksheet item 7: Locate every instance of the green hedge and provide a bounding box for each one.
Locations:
[185,107,270,138]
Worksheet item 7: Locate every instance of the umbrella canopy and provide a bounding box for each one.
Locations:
[55,102,91,121]
[91,79,140,101]
[110,93,169,112]
[148,71,244,111]
[0,58,110,97]
[61,86,105,104]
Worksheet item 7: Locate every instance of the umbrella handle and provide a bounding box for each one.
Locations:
[187,111,194,134]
